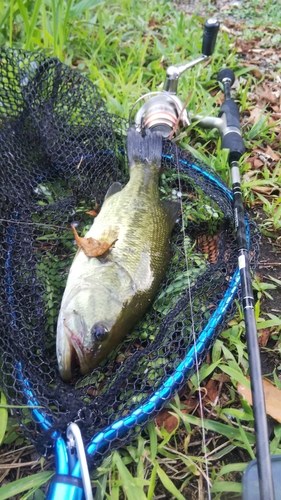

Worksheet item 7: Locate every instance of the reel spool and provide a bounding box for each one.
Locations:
[132,91,190,138]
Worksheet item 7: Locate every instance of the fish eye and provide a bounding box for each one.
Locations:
[91,324,109,342]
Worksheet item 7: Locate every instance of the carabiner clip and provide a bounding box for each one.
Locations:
[66,422,94,500]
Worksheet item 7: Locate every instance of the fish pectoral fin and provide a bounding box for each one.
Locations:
[162,199,180,230]
[104,181,123,200]
[71,225,117,257]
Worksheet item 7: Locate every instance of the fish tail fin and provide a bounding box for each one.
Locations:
[127,127,162,169]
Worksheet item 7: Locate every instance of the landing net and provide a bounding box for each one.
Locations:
[0,48,260,467]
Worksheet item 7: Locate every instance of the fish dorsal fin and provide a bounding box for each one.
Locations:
[104,182,123,200]
[162,199,180,231]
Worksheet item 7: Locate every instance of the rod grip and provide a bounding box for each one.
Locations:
[219,100,245,159]
[202,19,220,56]
[220,100,241,129]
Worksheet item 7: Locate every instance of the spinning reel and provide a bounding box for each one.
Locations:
[130,18,220,138]
[130,18,244,163]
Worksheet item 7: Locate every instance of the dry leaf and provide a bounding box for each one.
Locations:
[256,85,278,105]
[258,328,272,347]
[205,379,219,403]
[253,158,264,170]
[86,210,98,217]
[246,157,263,170]
[148,15,158,28]
[255,146,280,162]
[71,225,117,257]
[243,170,259,182]
[155,408,179,433]
[238,378,281,423]
[180,395,198,414]
[250,68,263,80]
[251,185,276,195]
[247,106,264,125]
[264,145,280,161]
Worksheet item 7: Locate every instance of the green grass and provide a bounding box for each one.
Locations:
[1,0,281,498]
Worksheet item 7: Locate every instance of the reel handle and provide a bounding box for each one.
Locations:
[202,18,220,56]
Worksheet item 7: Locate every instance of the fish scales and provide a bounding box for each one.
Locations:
[56,128,179,381]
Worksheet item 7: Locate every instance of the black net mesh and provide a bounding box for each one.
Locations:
[0,48,260,467]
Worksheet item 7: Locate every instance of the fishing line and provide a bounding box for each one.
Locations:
[0,218,71,230]
[175,146,212,499]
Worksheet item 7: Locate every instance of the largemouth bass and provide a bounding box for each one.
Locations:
[56,128,179,381]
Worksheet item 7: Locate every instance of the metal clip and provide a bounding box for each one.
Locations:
[66,422,94,500]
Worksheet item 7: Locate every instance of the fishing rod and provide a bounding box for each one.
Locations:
[131,20,277,500]
[218,68,276,500]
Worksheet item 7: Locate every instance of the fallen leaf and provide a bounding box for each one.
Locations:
[215,91,224,106]
[258,328,272,347]
[255,145,280,162]
[247,157,264,170]
[256,85,278,105]
[264,145,280,161]
[250,67,263,80]
[86,210,98,217]
[71,225,117,257]
[180,396,198,413]
[148,15,158,28]
[220,4,232,11]
[246,106,264,125]
[271,111,281,121]
[155,408,179,433]
[251,186,277,195]
[205,379,219,403]
[253,158,264,169]
[238,378,281,423]
[212,372,230,383]
[243,170,259,182]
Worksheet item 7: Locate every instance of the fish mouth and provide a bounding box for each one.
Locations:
[62,319,94,379]
[57,324,78,382]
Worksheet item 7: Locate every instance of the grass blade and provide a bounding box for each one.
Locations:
[154,461,186,500]
[171,406,255,445]
[219,364,251,389]
[0,391,8,444]
[25,0,43,50]
[112,451,148,500]
[0,471,54,500]
[257,318,281,329]
[17,0,30,37]
[69,0,105,18]
[211,481,242,493]
[146,422,157,460]
[147,463,157,500]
